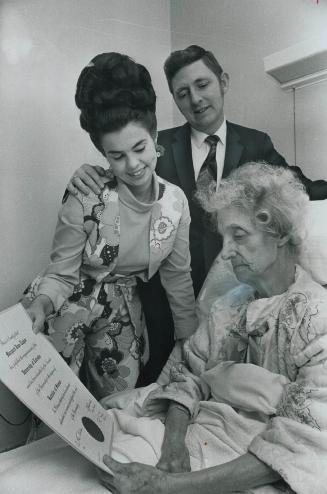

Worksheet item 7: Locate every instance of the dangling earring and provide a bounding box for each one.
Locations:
[105,167,115,181]
[155,144,165,158]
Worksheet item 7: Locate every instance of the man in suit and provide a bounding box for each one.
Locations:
[68,45,327,382]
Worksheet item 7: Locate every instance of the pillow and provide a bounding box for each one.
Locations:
[299,200,327,285]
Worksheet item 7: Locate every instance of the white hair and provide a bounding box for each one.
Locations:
[195,162,310,255]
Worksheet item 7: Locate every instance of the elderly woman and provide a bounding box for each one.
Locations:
[100,162,327,493]
[1,163,326,494]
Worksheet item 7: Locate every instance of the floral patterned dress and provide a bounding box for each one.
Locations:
[22,171,196,400]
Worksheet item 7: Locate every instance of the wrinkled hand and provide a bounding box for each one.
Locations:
[294,333,327,366]
[67,164,106,196]
[99,456,174,494]
[157,439,191,473]
[26,295,53,333]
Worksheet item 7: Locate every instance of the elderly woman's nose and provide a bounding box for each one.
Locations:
[221,238,236,260]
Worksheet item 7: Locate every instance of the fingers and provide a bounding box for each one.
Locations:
[103,455,125,473]
[98,460,119,492]
[71,176,94,195]
[156,459,170,472]
[96,465,114,484]
[87,166,107,190]
[98,472,116,492]
[157,460,190,473]
[294,334,327,366]
[26,309,45,334]
[66,181,79,196]
[94,165,106,177]
[68,164,107,196]
[157,455,191,473]
[78,164,106,193]
[170,372,187,383]
[32,313,46,334]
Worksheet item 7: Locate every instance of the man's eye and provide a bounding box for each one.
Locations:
[198,81,208,88]
[177,91,187,99]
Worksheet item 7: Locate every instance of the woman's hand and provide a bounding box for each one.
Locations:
[294,333,327,366]
[67,164,106,196]
[157,438,191,473]
[26,295,54,333]
[99,457,174,494]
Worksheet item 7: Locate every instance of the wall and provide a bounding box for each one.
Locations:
[0,0,172,312]
[0,0,172,451]
[295,79,327,179]
[170,0,327,178]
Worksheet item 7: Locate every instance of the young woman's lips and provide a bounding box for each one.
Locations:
[129,167,145,177]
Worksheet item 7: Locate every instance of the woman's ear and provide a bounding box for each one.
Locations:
[277,233,291,247]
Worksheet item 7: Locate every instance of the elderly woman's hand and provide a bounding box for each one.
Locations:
[293,333,327,366]
[99,456,174,494]
[157,439,191,473]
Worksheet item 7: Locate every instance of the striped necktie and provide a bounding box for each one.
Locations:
[198,135,220,181]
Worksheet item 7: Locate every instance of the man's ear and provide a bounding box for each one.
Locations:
[220,73,229,95]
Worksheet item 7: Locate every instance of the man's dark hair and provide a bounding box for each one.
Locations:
[164,45,224,93]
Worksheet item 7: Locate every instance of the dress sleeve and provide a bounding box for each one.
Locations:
[142,319,211,419]
[37,193,86,311]
[249,299,327,494]
[143,290,246,419]
[143,286,255,419]
[158,193,197,340]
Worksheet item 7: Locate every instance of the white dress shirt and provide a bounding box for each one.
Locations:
[190,119,227,190]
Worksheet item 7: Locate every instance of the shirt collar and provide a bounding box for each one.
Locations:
[191,118,227,148]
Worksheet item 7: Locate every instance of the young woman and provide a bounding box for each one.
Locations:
[23,52,196,400]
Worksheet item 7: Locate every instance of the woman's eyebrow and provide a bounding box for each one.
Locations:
[107,139,146,154]
[132,139,146,149]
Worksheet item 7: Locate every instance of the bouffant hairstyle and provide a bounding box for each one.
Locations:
[164,45,224,93]
[75,52,157,154]
[196,162,309,256]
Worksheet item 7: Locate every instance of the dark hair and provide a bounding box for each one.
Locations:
[164,45,224,93]
[75,52,157,154]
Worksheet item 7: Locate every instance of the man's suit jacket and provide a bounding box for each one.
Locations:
[156,121,327,294]
[137,120,327,385]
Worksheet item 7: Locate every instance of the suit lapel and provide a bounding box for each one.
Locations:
[223,122,244,178]
[170,121,245,188]
[172,124,195,200]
